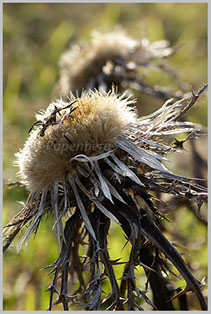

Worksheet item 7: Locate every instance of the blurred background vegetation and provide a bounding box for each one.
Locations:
[3,3,207,311]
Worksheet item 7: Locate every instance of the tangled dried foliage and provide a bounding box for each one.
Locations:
[4,83,207,310]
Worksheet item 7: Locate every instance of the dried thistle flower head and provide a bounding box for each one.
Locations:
[59,30,137,94]
[58,29,183,101]
[4,87,207,311]
[16,89,136,193]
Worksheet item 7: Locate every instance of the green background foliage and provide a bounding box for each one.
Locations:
[3,3,207,310]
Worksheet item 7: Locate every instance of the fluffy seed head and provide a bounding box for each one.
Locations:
[16,90,136,193]
[59,30,137,94]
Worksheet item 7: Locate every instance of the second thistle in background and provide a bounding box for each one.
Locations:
[58,29,188,101]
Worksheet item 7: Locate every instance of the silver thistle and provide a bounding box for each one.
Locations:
[4,85,207,310]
